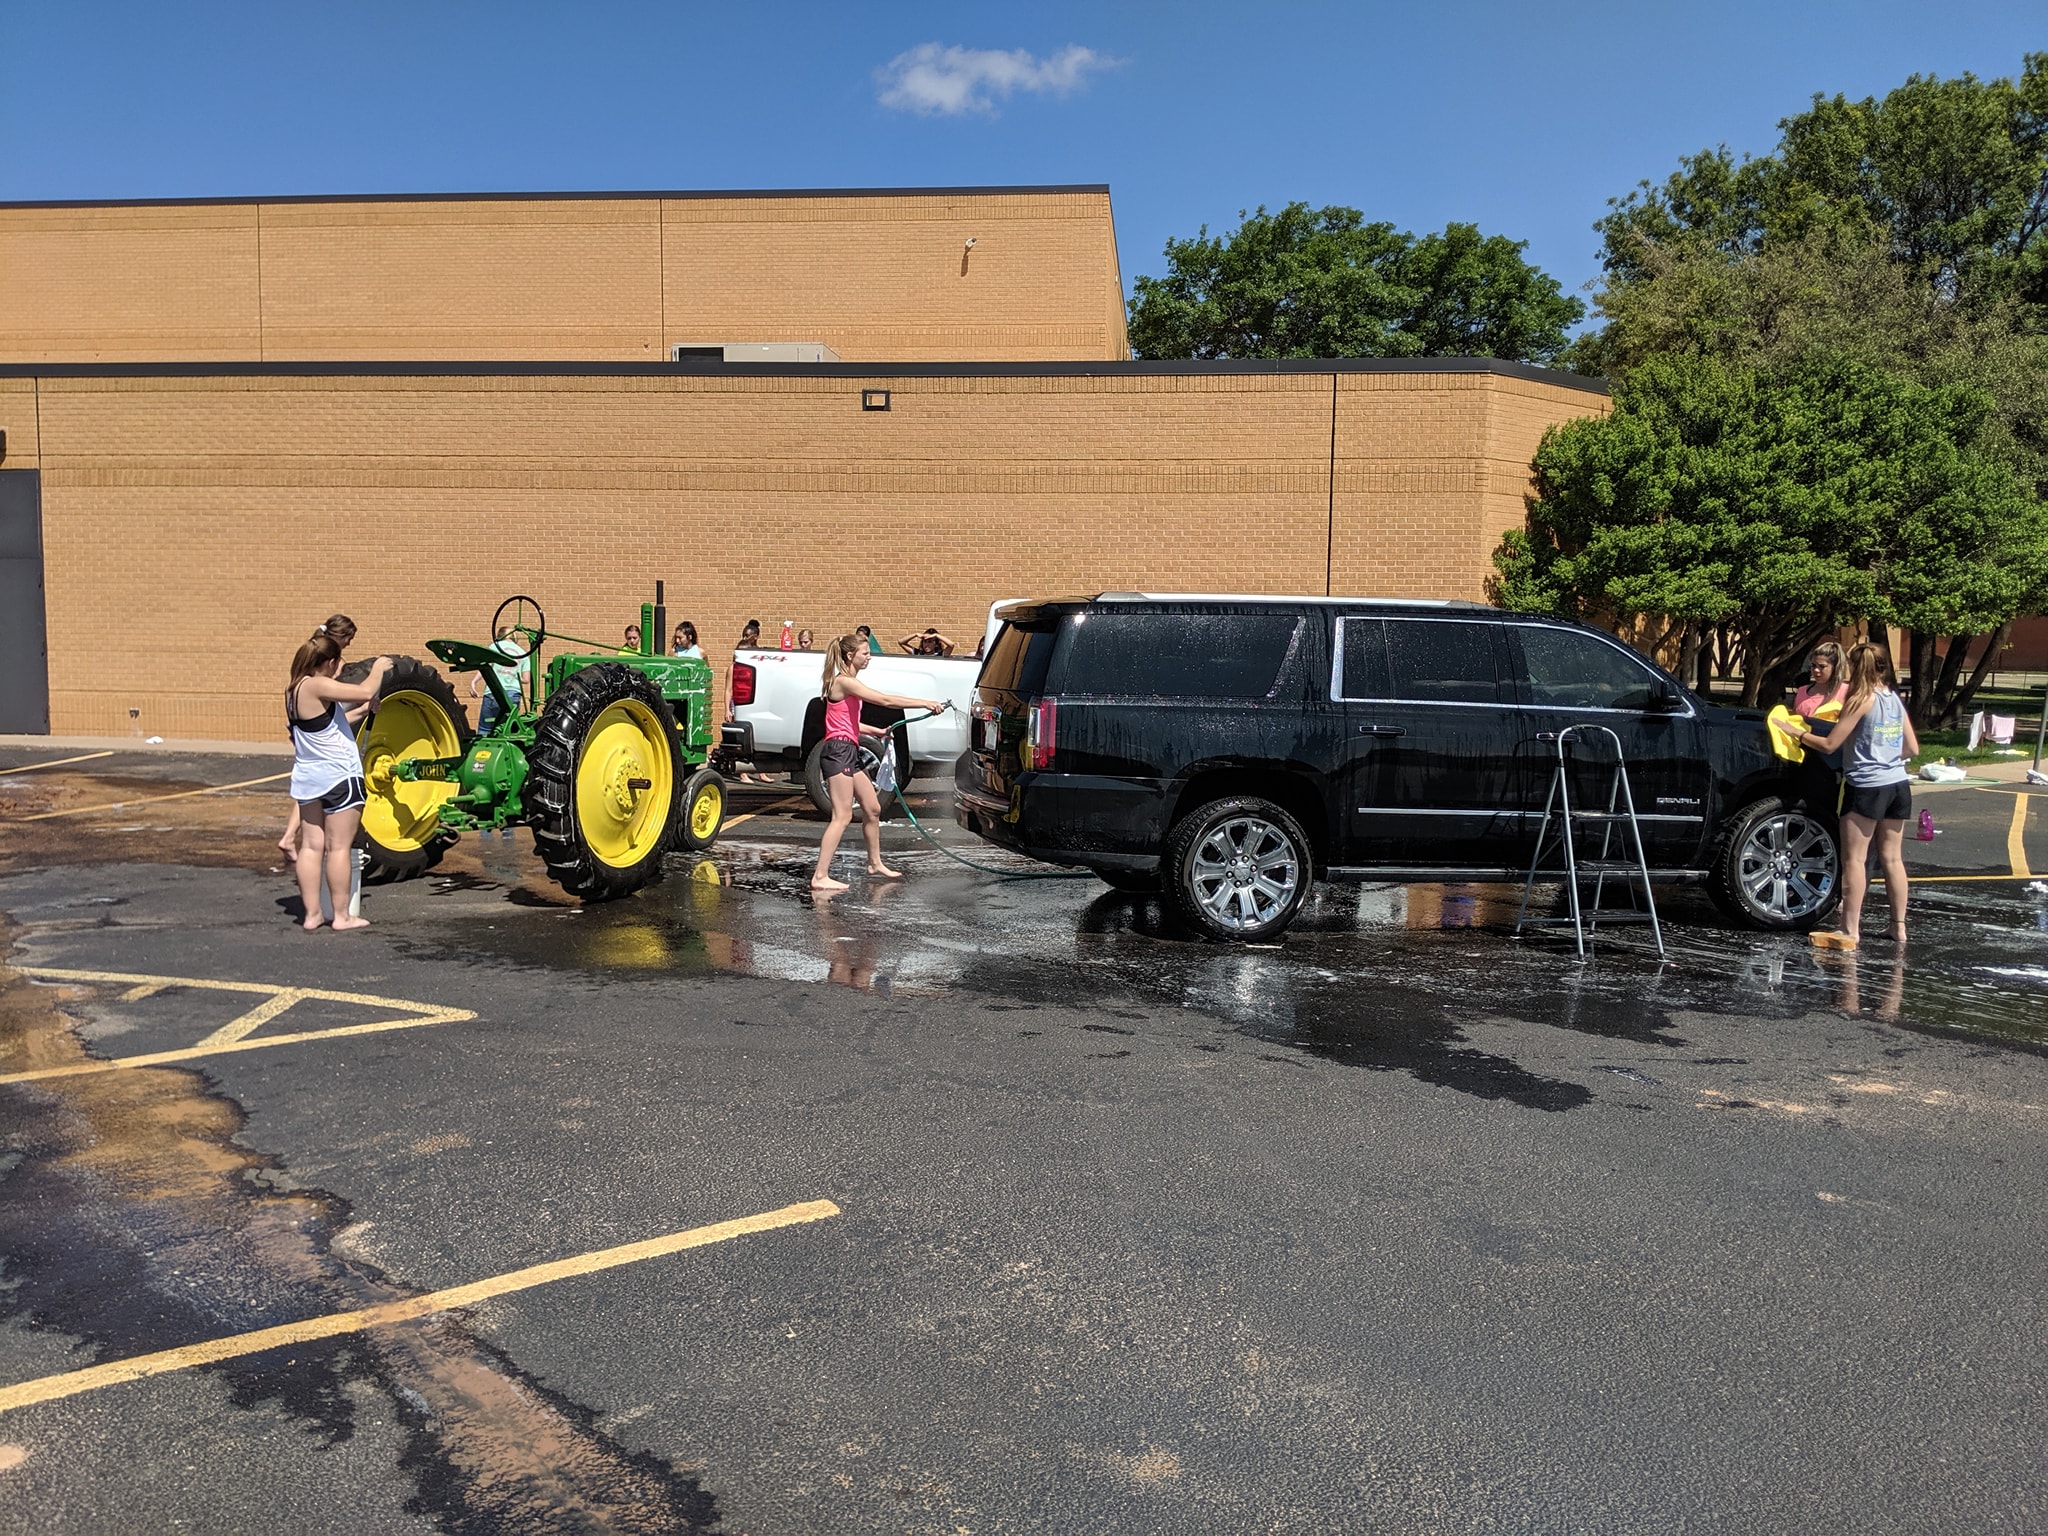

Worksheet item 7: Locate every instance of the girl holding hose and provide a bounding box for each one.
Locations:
[810,633,948,891]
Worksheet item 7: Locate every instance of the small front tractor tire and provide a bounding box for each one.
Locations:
[355,656,471,881]
[677,766,726,852]
[527,663,683,900]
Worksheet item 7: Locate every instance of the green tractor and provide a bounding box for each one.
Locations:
[352,590,726,900]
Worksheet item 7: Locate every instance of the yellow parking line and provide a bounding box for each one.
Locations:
[0,1199,841,1415]
[721,795,806,830]
[0,966,477,1084]
[18,772,290,821]
[0,1012,475,1085]
[2010,794,2032,879]
[198,988,312,1047]
[0,751,115,776]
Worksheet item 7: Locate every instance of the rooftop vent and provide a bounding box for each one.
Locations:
[670,342,841,363]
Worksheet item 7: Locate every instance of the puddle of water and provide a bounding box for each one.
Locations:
[382,833,2048,1112]
[0,918,718,1532]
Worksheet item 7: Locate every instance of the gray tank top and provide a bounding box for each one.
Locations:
[1845,689,1909,787]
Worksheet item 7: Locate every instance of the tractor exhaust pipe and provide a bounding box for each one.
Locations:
[650,581,667,659]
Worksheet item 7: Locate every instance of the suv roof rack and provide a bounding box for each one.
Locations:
[1091,592,1491,609]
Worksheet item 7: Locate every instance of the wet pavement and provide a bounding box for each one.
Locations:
[2,749,2046,1533]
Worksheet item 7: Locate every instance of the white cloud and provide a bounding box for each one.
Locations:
[875,43,1114,117]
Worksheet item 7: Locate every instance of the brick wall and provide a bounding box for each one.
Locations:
[0,188,1129,364]
[10,363,1603,741]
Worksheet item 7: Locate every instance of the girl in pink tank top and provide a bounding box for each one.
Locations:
[810,632,950,893]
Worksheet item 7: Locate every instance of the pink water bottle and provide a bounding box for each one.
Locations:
[1916,809,1935,841]
[779,620,794,650]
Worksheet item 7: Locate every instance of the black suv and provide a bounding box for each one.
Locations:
[955,595,1840,942]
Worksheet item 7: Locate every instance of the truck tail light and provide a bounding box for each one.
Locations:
[1024,698,1057,770]
[730,662,756,707]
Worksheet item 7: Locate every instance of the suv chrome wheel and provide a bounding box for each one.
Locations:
[1166,797,1312,941]
[1712,797,1839,929]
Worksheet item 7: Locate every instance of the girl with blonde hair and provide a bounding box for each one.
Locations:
[810,633,948,891]
[1774,641,1918,950]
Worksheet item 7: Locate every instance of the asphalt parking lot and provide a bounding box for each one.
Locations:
[2,747,2046,1534]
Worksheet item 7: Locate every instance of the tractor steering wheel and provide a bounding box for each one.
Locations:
[491,595,547,660]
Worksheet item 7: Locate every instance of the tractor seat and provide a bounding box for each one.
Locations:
[426,639,510,672]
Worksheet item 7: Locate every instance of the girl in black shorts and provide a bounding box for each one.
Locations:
[808,634,947,892]
[1774,642,1918,950]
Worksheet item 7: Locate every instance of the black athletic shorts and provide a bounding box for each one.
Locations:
[1842,779,1912,822]
[306,776,367,814]
[820,739,863,779]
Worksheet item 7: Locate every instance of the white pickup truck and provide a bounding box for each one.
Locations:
[721,623,995,810]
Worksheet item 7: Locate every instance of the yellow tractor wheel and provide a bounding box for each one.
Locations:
[527,664,683,900]
[676,767,726,852]
[355,658,470,879]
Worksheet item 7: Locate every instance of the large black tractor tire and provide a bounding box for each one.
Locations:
[1707,795,1841,931]
[527,663,683,901]
[354,656,471,882]
[1163,795,1313,943]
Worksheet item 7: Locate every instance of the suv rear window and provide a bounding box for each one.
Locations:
[1051,611,1302,699]
[980,621,1059,698]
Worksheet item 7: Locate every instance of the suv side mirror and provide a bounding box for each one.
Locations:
[1647,683,1683,713]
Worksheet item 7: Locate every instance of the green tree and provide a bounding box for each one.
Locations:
[1545,54,2048,707]
[1492,353,2047,722]
[1127,202,1583,364]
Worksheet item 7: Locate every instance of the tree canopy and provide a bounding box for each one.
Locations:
[1493,353,2048,719]
[1127,203,1584,364]
[1526,53,2048,717]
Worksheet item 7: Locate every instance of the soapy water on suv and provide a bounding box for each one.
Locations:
[956,594,1840,943]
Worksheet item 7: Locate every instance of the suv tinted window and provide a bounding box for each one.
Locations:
[1053,611,1302,698]
[1518,625,1664,711]
[1379,619,1504,704]
[980,621,1058,697]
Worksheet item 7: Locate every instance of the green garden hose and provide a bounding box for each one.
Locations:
[874,711,1096,880]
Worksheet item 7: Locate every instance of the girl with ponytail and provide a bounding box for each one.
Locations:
[810,633,948,892]
[1774,641,1918,950]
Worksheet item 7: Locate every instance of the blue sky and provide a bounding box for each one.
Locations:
[3,2,2040,321]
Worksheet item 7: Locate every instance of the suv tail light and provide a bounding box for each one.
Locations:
[1023,698,1057,770]
[730,662,756,707]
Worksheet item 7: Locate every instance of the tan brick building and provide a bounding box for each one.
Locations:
[0,188,1611,741]
[0,186,1130,363]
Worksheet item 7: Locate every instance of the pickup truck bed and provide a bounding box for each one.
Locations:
[722,648,978,781]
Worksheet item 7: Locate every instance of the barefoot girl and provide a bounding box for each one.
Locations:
[809,633,947,891]
[1774,641,1917,951]
[288,632,392,930]
[280,615,356,858]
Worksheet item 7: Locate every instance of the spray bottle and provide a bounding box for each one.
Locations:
[780,620,794,650]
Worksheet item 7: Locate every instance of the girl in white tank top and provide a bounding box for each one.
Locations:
[286,634,393,932]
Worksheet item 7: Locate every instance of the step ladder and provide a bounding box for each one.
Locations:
[1513,724,1665,958]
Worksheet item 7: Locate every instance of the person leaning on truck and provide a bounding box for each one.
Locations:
[899,627,957,657]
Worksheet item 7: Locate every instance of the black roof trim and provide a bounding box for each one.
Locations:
[0,184,1113,211]
[0,356,1608,393]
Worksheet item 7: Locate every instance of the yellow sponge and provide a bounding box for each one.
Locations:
[1767,705,1807,763]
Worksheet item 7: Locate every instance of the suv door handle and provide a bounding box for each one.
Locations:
[1356,723,1405,737]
